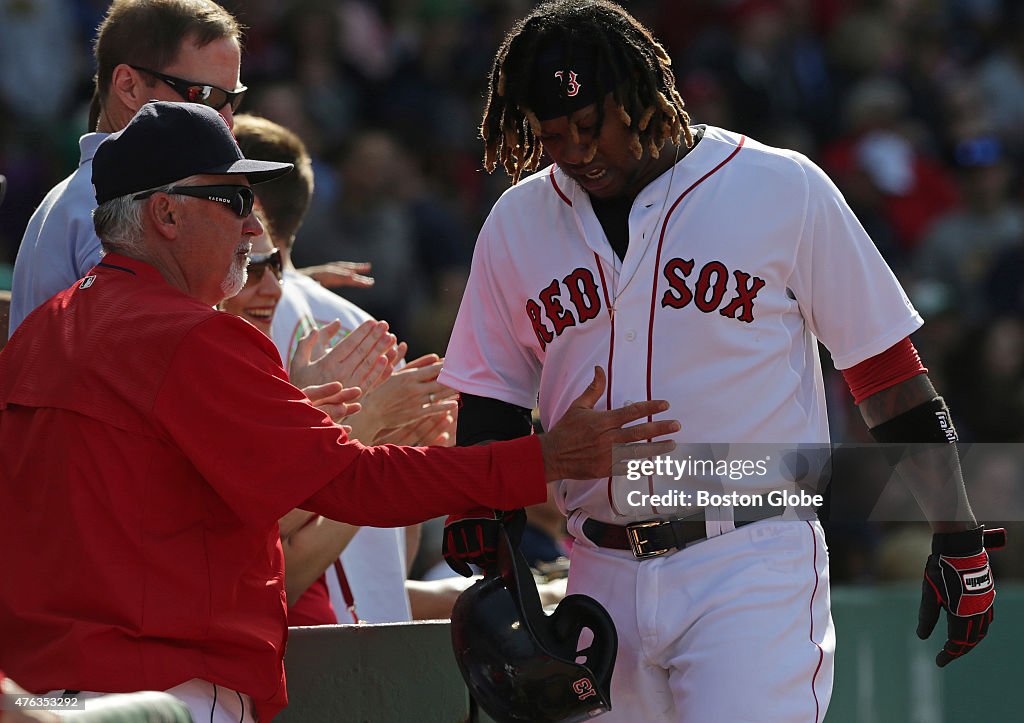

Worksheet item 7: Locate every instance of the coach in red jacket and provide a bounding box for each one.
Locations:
[0,101,677,721]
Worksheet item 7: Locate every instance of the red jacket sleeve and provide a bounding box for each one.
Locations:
[301,436,547,526]
[154,313,547,530]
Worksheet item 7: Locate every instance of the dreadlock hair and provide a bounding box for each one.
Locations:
[481,0,694,184]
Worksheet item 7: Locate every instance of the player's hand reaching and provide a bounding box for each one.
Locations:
[443,508,526,577]
[538,366,678,481]
[917,526,1006,666]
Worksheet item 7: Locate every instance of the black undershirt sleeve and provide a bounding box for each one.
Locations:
[456,393,534,446]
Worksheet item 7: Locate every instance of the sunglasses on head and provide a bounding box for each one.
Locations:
[130,65,247,113]
[246,248,283,285]
[133,184,255,218]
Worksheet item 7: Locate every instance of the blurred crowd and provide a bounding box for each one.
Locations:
[1,0,1022,581]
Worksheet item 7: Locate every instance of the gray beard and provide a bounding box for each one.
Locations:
[220,258,247,299]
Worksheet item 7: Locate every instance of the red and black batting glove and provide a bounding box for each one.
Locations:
[917,525,1006,667]
[442,508,526,577]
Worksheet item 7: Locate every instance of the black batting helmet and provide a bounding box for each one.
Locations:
[450,525,617,722]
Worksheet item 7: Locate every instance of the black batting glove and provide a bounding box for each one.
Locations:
[917,526,1006,667]
[442,508,526,577]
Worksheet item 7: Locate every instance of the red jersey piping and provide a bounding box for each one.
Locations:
[646,138,746,414]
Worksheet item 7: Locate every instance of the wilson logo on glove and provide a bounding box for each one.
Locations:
[963,567,992,592]
[918,526,1005,667]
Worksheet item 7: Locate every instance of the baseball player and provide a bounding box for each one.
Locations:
[439,2,1003,721]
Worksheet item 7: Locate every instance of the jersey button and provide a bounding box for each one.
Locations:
[624,330,636,341]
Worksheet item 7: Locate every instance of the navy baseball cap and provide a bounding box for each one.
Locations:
[526,39,625,121]
[92,101,293,204]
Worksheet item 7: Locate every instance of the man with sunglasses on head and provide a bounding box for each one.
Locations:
[0,101,677,722]
[8,0,244,339]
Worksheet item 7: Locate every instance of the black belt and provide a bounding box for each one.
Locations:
[582,509,780,560]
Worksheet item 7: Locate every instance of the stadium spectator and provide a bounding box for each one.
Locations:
[914,136,1024,321]
[8,0,246,338]
[219,216,362,625]
[820,76,958,263]
[232,114,489,624]
[7,0,370,340]
[974,15,1024,155]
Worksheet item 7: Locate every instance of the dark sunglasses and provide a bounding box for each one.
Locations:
[133,184,255,218]
[130,65,247,113]
[246,248,283,285]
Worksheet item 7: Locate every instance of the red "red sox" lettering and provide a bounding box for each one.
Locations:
[661,257,765,323]
[526,260,766,349]
[526,267,601,350]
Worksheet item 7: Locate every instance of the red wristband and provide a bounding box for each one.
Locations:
[841,337,927,405]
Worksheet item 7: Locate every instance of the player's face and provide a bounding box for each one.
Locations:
[220,233,282,336]
[536,95,675,201]
[141,35,243,129]
[173,174,264,307]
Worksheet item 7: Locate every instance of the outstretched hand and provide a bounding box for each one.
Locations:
[298,260,374,289]
[538,366,678,482]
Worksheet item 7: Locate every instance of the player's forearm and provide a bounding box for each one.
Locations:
[859,374,976,533]
[858,373,936,427]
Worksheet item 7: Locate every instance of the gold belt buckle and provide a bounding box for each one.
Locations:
[626,520,672,559]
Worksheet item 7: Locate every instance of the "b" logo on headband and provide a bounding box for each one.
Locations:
[554,70,582,97]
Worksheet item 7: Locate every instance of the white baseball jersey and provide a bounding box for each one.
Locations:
[440,126,923,523]
[270,270,371,364]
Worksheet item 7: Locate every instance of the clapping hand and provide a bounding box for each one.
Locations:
[344,353,459,443]
[303,381,362,423]
[289,319,395,392]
